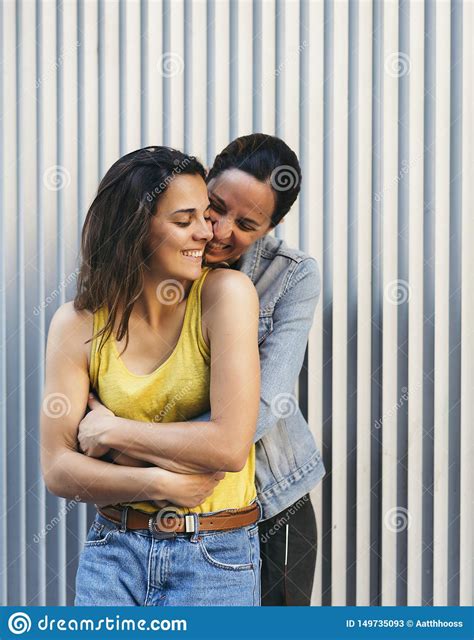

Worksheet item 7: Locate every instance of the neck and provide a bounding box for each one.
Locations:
[132,268,192,329]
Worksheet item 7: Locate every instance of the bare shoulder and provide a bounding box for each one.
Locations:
[201,267,259,312]
[48,301,93,360]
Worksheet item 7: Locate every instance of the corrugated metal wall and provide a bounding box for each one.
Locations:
[0,0,472,607]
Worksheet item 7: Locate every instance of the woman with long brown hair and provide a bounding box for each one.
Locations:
[40,146,261,606]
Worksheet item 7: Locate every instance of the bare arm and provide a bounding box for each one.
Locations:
[40,302,223,507]
[87,270,260,473]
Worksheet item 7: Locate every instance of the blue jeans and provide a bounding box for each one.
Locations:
[74,511,261,606]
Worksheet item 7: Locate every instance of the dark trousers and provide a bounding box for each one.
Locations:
[258,494,317,606]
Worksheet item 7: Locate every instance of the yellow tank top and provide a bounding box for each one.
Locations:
[89,267,256,515]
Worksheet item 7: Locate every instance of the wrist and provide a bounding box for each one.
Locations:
[147,467,169,502]
[98,415,121,448]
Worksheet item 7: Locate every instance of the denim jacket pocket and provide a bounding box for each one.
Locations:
[258,315,273,345]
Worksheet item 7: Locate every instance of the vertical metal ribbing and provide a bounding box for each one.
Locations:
[307,0,324,607]
[0,0,7,609]
[433,0,451,606]
[229,0,238,142]
[140,0,148,147]
[298,0,309,424]
[447,0,462,606]
[346,0,358,606]
[370,0,383,606]
[422,0,435,606]
[14,0,27,606]
[33,0,46,607]
[98,0,105,177]
[205,0,214,164]
[162,0,170,146]
[322,0,333,607]
[459,0,473,608]
[274,0,284,241]
[407,0,425,607]
[355,0,373,607]
[331,0,349,606]
[1,0,471,608]
[183,0,192,155]
[397,0,410,607]
[380,0,399,606]
[252,0,262,133]
[119,0,126,155]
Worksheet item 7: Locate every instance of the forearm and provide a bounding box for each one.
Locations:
[109,446,209,475]
[43,447,162,504]
[102,417,248,472]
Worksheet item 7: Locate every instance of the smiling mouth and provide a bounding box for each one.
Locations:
[181,249,204,259]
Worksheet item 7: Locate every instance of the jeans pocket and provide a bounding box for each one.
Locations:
[198,528,254,571]
[83,516,120,547]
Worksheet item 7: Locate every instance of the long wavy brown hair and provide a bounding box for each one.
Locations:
[74,146,206,354]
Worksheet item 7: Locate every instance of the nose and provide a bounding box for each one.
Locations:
[211,217,233,241]
[194,216,213,242]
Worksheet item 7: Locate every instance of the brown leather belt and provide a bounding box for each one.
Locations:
[96,502,260,538]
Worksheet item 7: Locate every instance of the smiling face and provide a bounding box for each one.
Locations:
[205,169,276,265]
[145,173,213,281]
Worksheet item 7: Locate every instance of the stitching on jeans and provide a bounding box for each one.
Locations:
[144,537,154,606]
[198,538,254,572]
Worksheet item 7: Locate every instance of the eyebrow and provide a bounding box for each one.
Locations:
[209,192,261,227]
[208,192,227,210]
[169,204,211,216]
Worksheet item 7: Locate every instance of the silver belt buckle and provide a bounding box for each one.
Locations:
[148,508,180,540]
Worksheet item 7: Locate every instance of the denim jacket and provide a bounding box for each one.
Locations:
[196,235,326,520]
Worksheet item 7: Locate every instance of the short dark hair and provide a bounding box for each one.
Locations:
[75,146,206,353]
[207,133,302,227]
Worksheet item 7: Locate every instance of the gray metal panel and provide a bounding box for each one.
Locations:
[0,0,470,607]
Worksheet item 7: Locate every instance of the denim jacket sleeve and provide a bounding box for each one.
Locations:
[253,257,320,442]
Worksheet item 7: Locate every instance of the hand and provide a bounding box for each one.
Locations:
[154,468,226,508]
[77,393,115,458]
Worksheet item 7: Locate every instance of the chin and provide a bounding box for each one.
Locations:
[205,250,235,265]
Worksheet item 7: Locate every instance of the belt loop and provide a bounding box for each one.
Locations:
[120,506,129,532]
[190,513,200,543]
